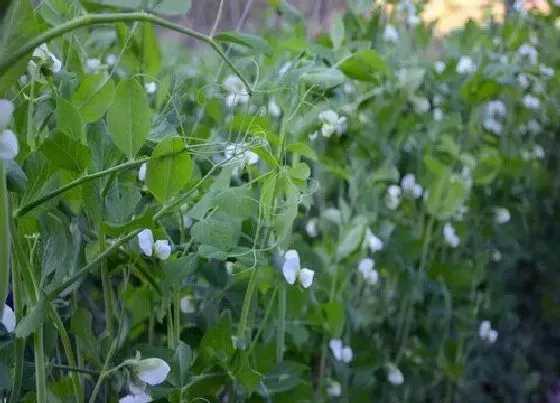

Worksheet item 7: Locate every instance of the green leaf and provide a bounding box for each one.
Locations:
[39,0,84,25]
[260,174,278,222]
[15,299,46,338]
[138,22,160,77]
[71,73,116,123]
[262,361,307,393]
[301,68,345,89]
[214,32,273,57]
[5,159,28,193]
[214,187,259,220]
[474,147,502,185]
[146,137,192,202]
[288,162,311,180]
[70,307,99,364]
[40,130,92,174]
[85,0,191,14]
[191,212,241,251]
[323,302,345,337]
[330,13,345,50]
[161,255,199,292]
[338,49,388,82]
[273,176,299,242]
[56,98,84,142]
[286,143,317,161]
[336,220,366,260]
[107,79,151,158]
[199,310,234,363]
[426,175,468,220]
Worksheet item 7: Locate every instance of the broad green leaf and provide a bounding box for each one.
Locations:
[70,307,99,364]
[474,147,502,185]
[146,137,192,202]
[338,49,388,82]
[191,212,241,251]
[273,176,299,242]
[330,13,345,50]
[71,74,116,123]
[107,79,151,158]
[15,299,46,338]
[104,181,142,225]
[5,159,27,193]
[260,174,278,222]
[138,22,160,77]
[286,143,317,161]
[40,130,92,174]
[323,302,345,337]
[214,187,259,220]
[301,68,345,89]
[262,361,308,393]
[39,211,70,283]
[214,32,273,57]
[161,255,199,292]
[426,175,468,220]
[199,310,234,364]
[288,162,311,180]
[336,220,366,260]
[56,98,83,142]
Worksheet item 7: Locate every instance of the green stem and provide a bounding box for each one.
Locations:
[0,161,9,311]
[99,231,114,337]
[167,303,175,350]
[0,12,251,94]
[34,325,47,403]
[237,262,259,343]
[174,286,181,347]
[276,283,286,362]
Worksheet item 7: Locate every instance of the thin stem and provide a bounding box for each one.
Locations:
[248,286,278,355]
[210,0,225,37]
[34,326,47,403]
[49,363,100,376]
[237,265,259,342]
[0,161,9,310]
[99,231,115,337]
[174,286,181,347]
[167,303,175,350]
[0,12,251,94]
[276,283,286,362]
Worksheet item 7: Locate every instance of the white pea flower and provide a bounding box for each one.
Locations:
[533,144,545,159]
[433,108,443,121]
[223,75,249,108]
[487,329,498,344]
[517,73,529,89]
[137,229,172,260]
[412,97,430,114]
[267,99,281,118]
[1,304,15,333]
[522,95,540,110]
[401,174,423,199]
[144,82,157,94]
[479,320,491,339]
[483,118,503,135]
[154,240,171,260]
[18,75,28,86]
[527,119,541,135]
[180,296,196,314]
[364,228,384,253]
[282,249,315,288]
[106,53,117,65]
[0,100,18,160]
[225,143,259,175]
[134,358,171,385]
[329,339,353,363]
[383,24,399,43]
[539,64,554,78]
[327,380,342,397]
[0,99,14,129]
[434,61,446,74]
[387,365,404,385]
[518,43,538,65]
[86,58,101,71]
[31,43,62,73]
[385,185,401,210]
[486,100,507,118]
[319,110,347,138]
[456,56,476,74]
[119,392,152,403]
[358,258,378,285]
[491,249,502,262]
[138,163,147,182]
[305,218,318,238]
[494,207,511,224]
[407,14,420,26]
[443,223,460,248]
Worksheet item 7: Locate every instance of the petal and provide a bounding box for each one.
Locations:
[329,339,343,361]
[282,261,298,285]
[154,240,171,260]
[299,268,315,288]
[0,129,19,159]
[358,258,374,274]
[284,249,299,262]
[137,229,154,257]
[180,296,195,314]
[0,99,14,129]
[341,346,353,363]
[128,381,147,396]
[1,304,16,333]
[135,358,170,385]
[138,163,147,182]
[479,321,491,338]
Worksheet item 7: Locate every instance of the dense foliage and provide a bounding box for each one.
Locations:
[1,1,560,402]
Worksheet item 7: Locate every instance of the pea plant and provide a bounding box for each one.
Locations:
[1,0,560,402]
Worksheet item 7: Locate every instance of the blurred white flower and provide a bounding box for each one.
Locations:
[483,118,503,135]
[401,174,423,199]
[518,43,538,64]
[486,100,507,118]
[343,82,355,94]
[319,110,347,138]
[365,228,384,253]
[180,296,196,314]
[434,61,446,74]
[225,143,259,175]
[527,119,541,135]
[226,261,234,276]
[491,249,502,262]
[387,365,404,385]
[144,82,157,94]
[1,305,15,333]
[358,258,378,285]
[522,95,540,110]
[517,73,529,89]
[0,99,14,129]
[134,358,170,385]
[433,95,443,106]
[443,223,460,248]
[282,250,315,288]
[267,99,281,118]
[533,144,545,159]
[433,108,443,121]
[305,218,318,238]
[329,339,353,363]
[456,56,476,74]
[539,64,554,78]
[86,58,101,71]
[383,24,399,43]
[106,53,117,65]
[31,43,62,73]
[385,185,401,210]
[119,392,152,403]
[138,163,147,182]
[327,380,342,397]
[488,329,498,343]
[0,129,18,160]
[494,207,511,224]
[341,346,353,363]
[479,320,498,343]
[223,75,249,107]
[412,97,429,114]
[154,240,171,260]
[407,14,420,26]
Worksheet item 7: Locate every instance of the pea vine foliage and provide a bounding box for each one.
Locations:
[0,1,318,402]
